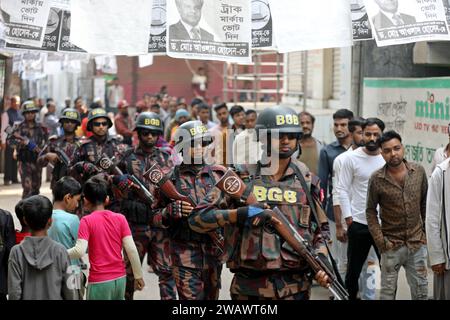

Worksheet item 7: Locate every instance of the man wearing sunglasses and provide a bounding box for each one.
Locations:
[70,108,127,185]
[115,112,177,300]
[149,120,225,300]
[188,106,331,300]
[38,108,82,190]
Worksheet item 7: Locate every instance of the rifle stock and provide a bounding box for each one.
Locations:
[214,169,349,300]
[143,162,224,255]
[98,154,154,204]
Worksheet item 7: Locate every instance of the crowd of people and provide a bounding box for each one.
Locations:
[0,89,449,301]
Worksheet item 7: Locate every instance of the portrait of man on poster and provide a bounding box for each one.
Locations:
[169,0,215,41]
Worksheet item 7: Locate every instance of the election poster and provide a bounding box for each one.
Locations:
[1,0,51,47]
[363,77,450,175]
[351,0,373,40]
[70,0,152,55]
[6,7,62,52]
[148,0,167,53]
[365,0,450,46]
[166,0,252,63]
[251,0,272,48]
[58,10,85,53]
[443,0,450,25]
[269,0,353,53]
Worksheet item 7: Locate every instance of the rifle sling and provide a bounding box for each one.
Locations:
[289,162,345,287]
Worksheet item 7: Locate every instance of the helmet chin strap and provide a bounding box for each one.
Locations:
[279,143,299,159]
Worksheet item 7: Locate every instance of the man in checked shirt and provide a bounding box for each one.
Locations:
[366,130,428,300]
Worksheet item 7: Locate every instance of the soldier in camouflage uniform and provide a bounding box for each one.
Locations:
[70,108,128,211]
[115,112,177,300]
[38,108,82,190]
[150,120,225,300]
[7,101,48,199]
[188,106,330,300]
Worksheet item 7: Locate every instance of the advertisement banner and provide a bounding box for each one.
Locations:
[6,7,61,52]
[1,0,51,47]
[365,0,450,46]
[363,77,450,175]
[351,0,373,41]
[148,0,167,53]
[251,0,272,48]
[166,0,252,63]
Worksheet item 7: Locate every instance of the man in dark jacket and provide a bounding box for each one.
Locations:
[0,209,15,300]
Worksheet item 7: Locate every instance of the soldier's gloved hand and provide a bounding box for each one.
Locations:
[82,163,100,176]
[163,200,183,220]
[27,140,37,151]
[236,203,268,226]
[112,174,132,192]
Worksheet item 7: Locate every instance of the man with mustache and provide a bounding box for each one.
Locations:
[317,109,354,286]
[366,130,428,300]
[336,118,385,300]
[297,111,325,175]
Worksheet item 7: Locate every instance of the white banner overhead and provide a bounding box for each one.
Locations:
[268,0,353,53]
[166,0,252,64]
[70,0,153,55]
[365,0,450,46]
[1,0,51,47]
[139,54,154,67]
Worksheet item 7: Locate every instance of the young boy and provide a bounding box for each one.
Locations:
[8,195,76,300]
[14,201,31,244]
[48,176,85,299]
[68,176,145,300]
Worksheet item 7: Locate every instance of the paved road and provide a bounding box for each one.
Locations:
[0,174,435,300]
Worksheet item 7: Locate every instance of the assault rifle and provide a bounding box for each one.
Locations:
[143,162,225,255]
[97,154,155,204]
[215,169,349,301]
[4,125,41,153]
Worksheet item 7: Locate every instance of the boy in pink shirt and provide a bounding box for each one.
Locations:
[68,177,144,300]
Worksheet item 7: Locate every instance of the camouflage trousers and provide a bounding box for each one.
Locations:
[18,161,42,199]
[172,263,222,300]
[125,224,177,300]
[229,270,312,300]
[147,227,177,300]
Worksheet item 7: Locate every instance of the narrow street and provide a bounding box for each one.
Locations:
[0,172,435,300]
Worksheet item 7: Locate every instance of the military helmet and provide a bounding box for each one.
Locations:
[255,105,302,137]
[59,108,81,125]
[21,100,40,114]
[87,107,112,131]
[173,120,212,152]
[134,111,163,133]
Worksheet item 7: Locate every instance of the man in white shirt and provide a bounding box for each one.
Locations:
[107,77,124,114]
[232,109,262,175]
[431,122,450,172]
[336,118,386,300]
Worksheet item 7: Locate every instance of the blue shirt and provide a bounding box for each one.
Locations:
[48,209,80,265]
[318,141,349,221]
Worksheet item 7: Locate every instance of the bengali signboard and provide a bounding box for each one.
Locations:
[363,77,450,175]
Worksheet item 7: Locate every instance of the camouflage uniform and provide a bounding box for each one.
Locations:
[152,164,225,300]
[117,145,177,300]
[37,136,81,190]
[189,159,329,300]
[9,121,48,199]
[70,135,128,212]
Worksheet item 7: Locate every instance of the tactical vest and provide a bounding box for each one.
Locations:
[120,148,154,225]
[227,162,321,272]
